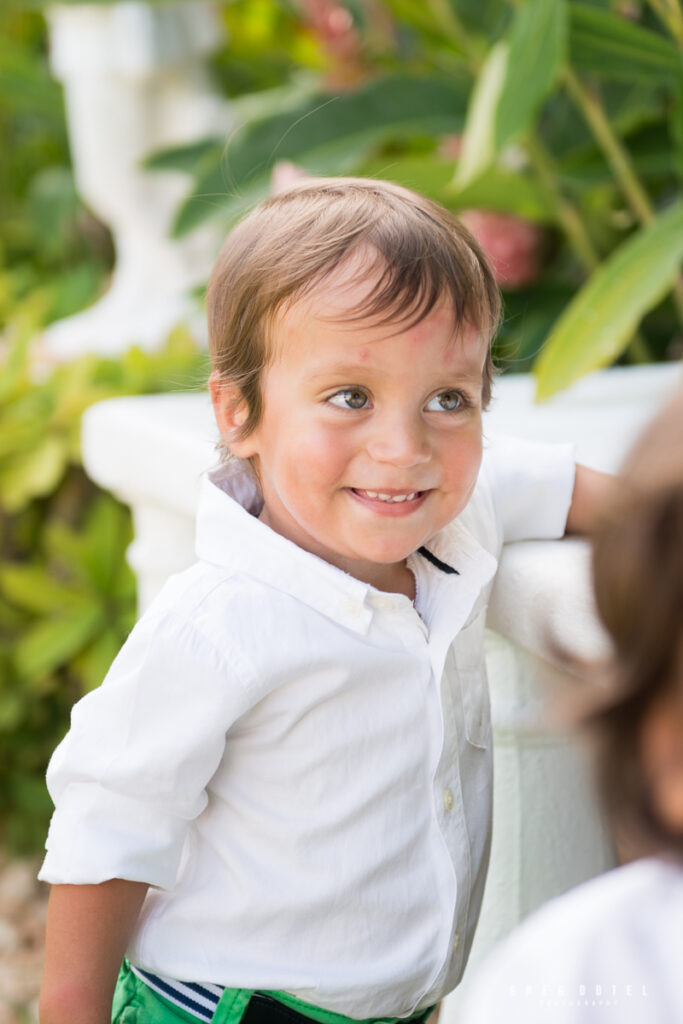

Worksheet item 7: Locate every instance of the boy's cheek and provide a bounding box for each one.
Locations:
[442,432,483,508]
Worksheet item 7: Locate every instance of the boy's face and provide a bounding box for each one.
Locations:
[216,261,486,594]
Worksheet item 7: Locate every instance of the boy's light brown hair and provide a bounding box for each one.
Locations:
[207,177,501,445]
[588,389,683,857]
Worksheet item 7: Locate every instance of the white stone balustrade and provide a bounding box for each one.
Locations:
[43,1,229,360]
[81,363,680,1010]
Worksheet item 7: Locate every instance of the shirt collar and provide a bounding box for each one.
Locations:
[195,460,497,635]
[409,516,498,636]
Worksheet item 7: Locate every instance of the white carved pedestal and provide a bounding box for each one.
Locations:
[43,1,229,360]
[81,363,680,1010]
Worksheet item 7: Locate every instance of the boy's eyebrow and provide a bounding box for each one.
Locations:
[308,364,484,384]
[307,365,373,381]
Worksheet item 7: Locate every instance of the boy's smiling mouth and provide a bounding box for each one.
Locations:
[348,488,430,512]
[353,489,422,503]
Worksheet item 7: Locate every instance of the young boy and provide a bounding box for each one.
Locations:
[39,178,607,1024]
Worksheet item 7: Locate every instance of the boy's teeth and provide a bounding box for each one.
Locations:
[360,490,417,503]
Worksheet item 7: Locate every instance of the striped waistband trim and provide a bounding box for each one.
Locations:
[130,965,224,1022]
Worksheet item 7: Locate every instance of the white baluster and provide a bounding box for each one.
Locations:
[42,1,230,360]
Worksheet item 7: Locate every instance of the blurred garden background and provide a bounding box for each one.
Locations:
[0,0,682,1018]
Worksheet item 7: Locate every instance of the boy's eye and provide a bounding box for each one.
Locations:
[425,390,463,412]
[328,389,370,410]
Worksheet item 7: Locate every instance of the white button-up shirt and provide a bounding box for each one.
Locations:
[40,436,575,1019]
[461,857,683,1023]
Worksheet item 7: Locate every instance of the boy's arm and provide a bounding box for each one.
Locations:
[565,464,615,536]
[40,878,148,1024]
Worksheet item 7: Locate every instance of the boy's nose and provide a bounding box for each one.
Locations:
[366,414,431,468]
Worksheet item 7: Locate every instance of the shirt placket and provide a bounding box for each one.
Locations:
[408,558,490,1006]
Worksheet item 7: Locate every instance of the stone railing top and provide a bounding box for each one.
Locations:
[82,391,217,518]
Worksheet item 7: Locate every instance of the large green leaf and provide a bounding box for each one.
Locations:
[445,167,557,222]
[81,495,133,592]
[0,333,30,403]
[356,154,456,202]
[559,125,675,188]
[45,519,100,584]
[14,605,104,682]
[0,435,68,511]
[569,4,682,83]
[0,694,24,734]
[673,67,683,184]
[455,0,567,188]
[0,564,84,615]
[173,74,470,235]
[534,201,683,399]
[75,628,130,692]
[145,138,226,176]
[496,284,576,372]
[357,153,555,223]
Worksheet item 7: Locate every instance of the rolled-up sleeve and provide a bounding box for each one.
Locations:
[38,610,254,888]
[483,434,577,543]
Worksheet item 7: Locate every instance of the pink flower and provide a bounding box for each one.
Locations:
[459,209,545,290]
[300,0,365,87]
[439,135,463,160]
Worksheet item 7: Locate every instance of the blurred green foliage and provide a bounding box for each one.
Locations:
[0,327,208,852]
[0,2,206,852]
[0,3,114,335]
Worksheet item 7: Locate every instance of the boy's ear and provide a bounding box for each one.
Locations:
[209,371,253,455]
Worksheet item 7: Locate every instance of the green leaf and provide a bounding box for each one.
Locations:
[0,435,68,511]
[173,73,469,235]
[453,43,508,188]
[534,201,683,399]
[0,564,84,615]
[357,155,555,224]
[81,496,133,592]
[0,694,24,733]
[14,605,104,681]
[356,154,456,201]
[0,332,31,402]
[75,629,128,692]
[672,66,683,184]
[455,0,567,187]
[44,519,94,584]
[144,137,226,175]
[569,4,682,84]
[559,125,675,188]
[496,285,575,372]
[445,167,557,222]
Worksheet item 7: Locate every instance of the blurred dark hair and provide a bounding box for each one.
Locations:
[587,389,683,856]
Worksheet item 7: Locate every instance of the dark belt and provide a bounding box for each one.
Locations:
[244,995,326,1024]
[242,994,433,1024]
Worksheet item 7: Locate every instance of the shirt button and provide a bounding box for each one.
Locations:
[341,600,362,618]
[375,595,395,611]
[442,788,454,812]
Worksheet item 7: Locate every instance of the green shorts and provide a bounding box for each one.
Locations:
[112,960,434,1024]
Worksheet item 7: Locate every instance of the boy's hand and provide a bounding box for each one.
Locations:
[565,464,615,536]
[40,878,148,1024]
